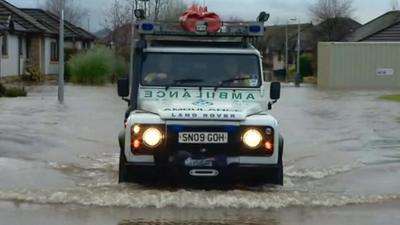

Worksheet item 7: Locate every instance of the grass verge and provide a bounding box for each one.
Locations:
[380,94,400,102]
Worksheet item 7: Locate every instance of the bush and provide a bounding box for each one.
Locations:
[300,54,314,77]
[69,47,128,85]
[4,87,27,97]
[65,48,80,82]
[25,64,44,82]
[0,83,6,97]
[0,83,27,97]
[111,58,128,83]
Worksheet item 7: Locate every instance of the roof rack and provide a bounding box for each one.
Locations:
[137,20,265,37]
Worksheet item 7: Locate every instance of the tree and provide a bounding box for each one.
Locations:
[41,0,89,26]
[309,0,357,41]
[308,0,359,76]
[309,0,354,23]
[150,0,188,21]
[103,0,133,59]
[390,0,399,10]
[103,0,131,32]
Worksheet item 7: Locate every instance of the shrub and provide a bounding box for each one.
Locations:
[0,82,6,97]
[69,47,128,85]
[65,48,80,81]
[4,87,27,97]
[0,83,27,98]
[111,57,128,83]
[300,54,314,77]
[25,64,44,82]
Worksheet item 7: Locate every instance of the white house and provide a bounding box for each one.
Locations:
[0,0,96,78]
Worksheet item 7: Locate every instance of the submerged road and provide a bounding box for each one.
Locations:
[0,84,399,225]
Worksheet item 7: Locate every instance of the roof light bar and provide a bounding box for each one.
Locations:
[137,21,265,37]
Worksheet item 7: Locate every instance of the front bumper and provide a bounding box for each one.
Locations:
[124,162,282,184]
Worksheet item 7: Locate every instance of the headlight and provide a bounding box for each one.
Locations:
[242,129,263,149]
[142,127,163,148]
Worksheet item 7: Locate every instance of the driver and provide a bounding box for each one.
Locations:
[220,57,257,87]
[144,56,172,85]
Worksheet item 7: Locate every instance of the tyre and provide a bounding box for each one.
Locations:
[118,148,129,183]
[275,135,284,185]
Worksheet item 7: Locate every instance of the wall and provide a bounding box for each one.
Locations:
[44,37,59,75]
[0,34,20,77]
[19,36,26,76]
[30,34,43,74]
[65,40,83,50]
[318,42,400,89]
[272,54,285,71]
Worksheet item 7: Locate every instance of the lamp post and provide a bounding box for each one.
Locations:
[285,18,301,86]
[128,1,135,91]
[285,21,288,83]
[295,18,301,87]
[58,0,65,103]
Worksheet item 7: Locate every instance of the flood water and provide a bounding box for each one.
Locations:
[0,84,399,225]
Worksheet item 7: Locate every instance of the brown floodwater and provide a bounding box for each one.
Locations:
[0,84,399,224]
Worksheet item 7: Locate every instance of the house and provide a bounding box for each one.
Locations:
[262,17,361,81]
[315,17,361,42]
[262,23,314,79]
[0,0,95,77]
[345,11,400,42]
[318,12,400,89]
[22,8,95,50]
[101,23,133,60]
[94,28,111,40]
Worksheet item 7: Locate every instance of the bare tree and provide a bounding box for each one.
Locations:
[309,0,357,41]
[390,0,399,10]
[103,0,132,58]
[310,0,354,23]
[308,0,360,76]
[41,0,88,26]
[104,0,131,30]
[154,0,188,21]
[102,0,188,59]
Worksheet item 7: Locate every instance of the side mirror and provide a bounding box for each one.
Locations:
[117,78,129,98]
[270,82,281,100]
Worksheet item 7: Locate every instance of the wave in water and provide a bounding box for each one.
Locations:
[285,164,362,180]
[0,186,397,209]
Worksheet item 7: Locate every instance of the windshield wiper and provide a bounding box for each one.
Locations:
[165,79,204,90]
[214,77,254,91]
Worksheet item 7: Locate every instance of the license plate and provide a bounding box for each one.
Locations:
[178,132,228,144]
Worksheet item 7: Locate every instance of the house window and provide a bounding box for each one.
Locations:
[50,41,59,62]
[1,35,8,56]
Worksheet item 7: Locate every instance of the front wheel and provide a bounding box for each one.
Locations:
[118,149,129,183]
[275,135,284,185]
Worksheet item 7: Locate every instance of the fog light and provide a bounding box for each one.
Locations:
[242,129,263,149]
[142,127,163,148]
[133,139,141,149]
[265,141,273,152]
